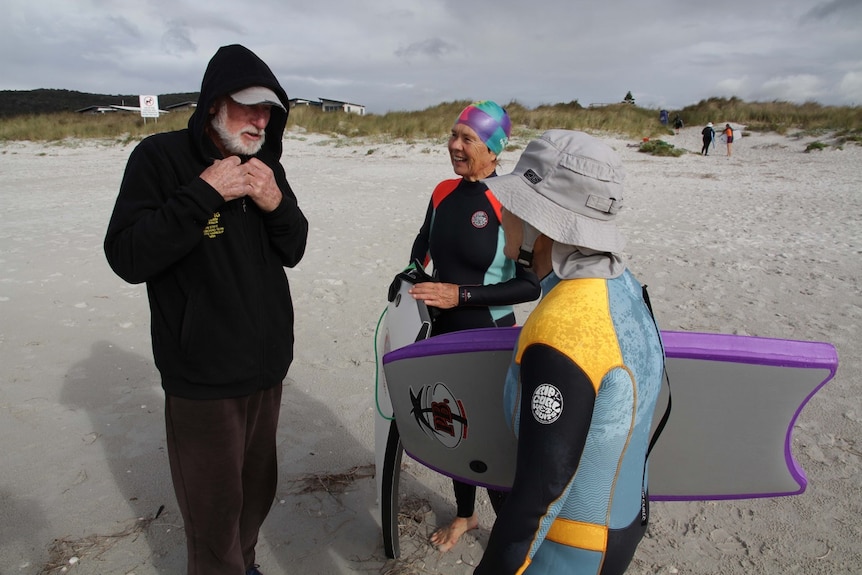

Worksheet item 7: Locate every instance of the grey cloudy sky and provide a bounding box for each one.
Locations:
[2,0,860,114]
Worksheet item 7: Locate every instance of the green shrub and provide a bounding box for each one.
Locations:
[805,141,827,152]
[639,139,685,157]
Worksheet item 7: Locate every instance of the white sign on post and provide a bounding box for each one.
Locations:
[139,95,160,118]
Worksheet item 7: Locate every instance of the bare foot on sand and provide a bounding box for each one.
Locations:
[430,514,479,552]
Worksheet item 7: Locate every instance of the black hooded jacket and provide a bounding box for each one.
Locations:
[104,44,309,399]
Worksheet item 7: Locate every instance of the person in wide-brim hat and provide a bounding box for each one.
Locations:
[702,122,716,155]
[473,130,666,575]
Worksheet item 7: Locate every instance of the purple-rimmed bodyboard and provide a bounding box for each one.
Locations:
[382,327,838,500]
[652,331,837,500]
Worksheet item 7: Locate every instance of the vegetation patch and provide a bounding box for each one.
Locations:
[638,139,685,157]
[835,130,862,145]
[281,464,374,496]
[41,508,165,574]
[814,129,862,150]
[804,141,828,152]
[1,95,859,143]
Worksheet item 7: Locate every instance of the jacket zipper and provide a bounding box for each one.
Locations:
[239,196,263,377]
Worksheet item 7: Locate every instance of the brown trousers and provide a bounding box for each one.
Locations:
[165,385,282,575]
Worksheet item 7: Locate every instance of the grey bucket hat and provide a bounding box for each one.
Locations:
[483,129,626,253]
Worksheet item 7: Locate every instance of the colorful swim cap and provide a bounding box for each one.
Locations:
[454,100,511,156]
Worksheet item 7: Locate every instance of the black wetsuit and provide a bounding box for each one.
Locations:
[701,126,715,155]
[410,177,540,335]
[410,176,540,517]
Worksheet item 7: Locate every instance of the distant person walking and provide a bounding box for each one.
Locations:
[723,123,734,156]
[701,122,715,156]
[673,114,684,134]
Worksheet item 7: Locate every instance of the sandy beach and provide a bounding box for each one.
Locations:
[1,126,860,574]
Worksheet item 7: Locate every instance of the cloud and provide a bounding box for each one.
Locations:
[161,21,197,56]
[714,77,750,98]
[802,0,862,21]
[106,16,142,40]
[837,71,862,104]
[754,74,826,102]
[395,38,457,60]
[2,0,861,112]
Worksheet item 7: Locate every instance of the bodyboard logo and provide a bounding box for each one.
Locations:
[532,383,563,424]
[409,382,468,448]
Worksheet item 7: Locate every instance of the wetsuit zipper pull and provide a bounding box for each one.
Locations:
[242,197,247,212]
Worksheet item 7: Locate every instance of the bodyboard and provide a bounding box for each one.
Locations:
[382,326,838,500]
[383,278,432,351]
[374,279,431,503]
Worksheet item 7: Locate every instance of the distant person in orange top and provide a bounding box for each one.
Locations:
[723,124,734,156]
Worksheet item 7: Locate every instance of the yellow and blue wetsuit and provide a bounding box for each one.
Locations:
[475,270,664,575]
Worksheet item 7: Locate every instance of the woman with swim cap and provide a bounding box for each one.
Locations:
[406,100,541,551]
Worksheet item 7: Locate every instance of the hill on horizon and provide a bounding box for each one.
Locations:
[0,88,200,117]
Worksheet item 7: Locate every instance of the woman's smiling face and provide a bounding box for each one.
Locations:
[448,123,498,182]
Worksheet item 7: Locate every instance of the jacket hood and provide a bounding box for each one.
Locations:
[189,44,289,160]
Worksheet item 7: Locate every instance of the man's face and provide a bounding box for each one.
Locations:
[210,98,271,156]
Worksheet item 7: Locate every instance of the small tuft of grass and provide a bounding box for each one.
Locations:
[834,130,862,147]
[805,141,827,152]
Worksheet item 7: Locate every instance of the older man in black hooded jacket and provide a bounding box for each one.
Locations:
[104,44,308,575]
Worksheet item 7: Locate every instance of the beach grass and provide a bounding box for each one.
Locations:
[639,139,687,157]
[1,97,859,143]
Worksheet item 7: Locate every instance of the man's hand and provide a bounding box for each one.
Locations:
[409,281,459,309]
[199,156,248,202]
[199,156,283,212]
[244,158,283,212]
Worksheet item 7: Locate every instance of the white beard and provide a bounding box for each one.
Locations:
[211,104,266,156]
